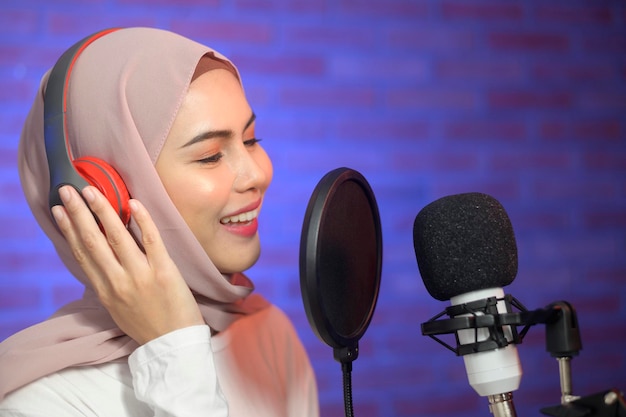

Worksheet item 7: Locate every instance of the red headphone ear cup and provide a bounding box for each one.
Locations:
[73,157,131,226]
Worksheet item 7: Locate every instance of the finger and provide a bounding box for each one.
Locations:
[52,186,113,286]
[127,199,171,269]
[51,203,82,251]
[80,186,145,267]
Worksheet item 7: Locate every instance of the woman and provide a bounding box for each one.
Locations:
[0,27,319,416]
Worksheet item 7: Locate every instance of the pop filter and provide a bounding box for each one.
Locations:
[299,167,382,417]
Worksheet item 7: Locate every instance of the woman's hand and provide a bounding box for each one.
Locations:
[51,185,205,345]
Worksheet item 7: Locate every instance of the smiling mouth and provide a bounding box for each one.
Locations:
[220,209,259,225]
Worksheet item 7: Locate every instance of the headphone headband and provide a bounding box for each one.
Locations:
[44,28,121,208]
[43,28,131,225]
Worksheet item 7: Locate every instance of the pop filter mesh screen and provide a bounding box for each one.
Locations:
[318,180,379,339]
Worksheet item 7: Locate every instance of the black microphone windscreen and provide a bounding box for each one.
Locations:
[413,192,518,301]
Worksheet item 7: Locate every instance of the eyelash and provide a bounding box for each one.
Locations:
[244,137,262,147]
[197,153,223,164]
[196,138,262,164]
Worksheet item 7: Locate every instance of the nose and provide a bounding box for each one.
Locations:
[232,144,272,194]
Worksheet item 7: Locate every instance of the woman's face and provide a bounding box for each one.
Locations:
[156,68,273,274]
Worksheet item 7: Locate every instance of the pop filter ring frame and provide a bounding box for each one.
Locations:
[299,167,382,357]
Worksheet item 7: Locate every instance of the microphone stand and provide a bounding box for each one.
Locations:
[557,356,578,405]
[541,389,626,417]
[538,303,626,417]
[516,300,626,417]
[545,301,582,404]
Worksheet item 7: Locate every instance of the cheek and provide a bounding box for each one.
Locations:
[162,169,226,227]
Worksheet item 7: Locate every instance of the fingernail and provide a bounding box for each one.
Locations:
[51,205,64,223]
[82,187,96,203]
[58,186,71,203]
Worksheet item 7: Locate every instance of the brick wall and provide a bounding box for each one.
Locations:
[1,1,625,416]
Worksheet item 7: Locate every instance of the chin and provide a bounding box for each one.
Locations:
[213,248,261,275]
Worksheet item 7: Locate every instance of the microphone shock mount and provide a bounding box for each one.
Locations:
[421,295,626,417]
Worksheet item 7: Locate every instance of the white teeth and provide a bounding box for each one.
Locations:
[220,209,258,225]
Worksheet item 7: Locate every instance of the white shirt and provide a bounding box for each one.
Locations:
[0,305,319,417]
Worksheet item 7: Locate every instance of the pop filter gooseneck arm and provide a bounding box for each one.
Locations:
[299,167,383,417]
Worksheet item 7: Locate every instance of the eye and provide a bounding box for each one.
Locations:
[197,152,223,164]
[244,138,262,147]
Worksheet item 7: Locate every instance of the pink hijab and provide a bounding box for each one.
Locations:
[0,27,268,399]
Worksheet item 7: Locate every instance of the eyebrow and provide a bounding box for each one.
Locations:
[180,112,257,149]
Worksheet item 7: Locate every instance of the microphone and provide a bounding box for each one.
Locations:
[413,192,522,417]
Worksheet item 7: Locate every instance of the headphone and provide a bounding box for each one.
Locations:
[44,28,131,226]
